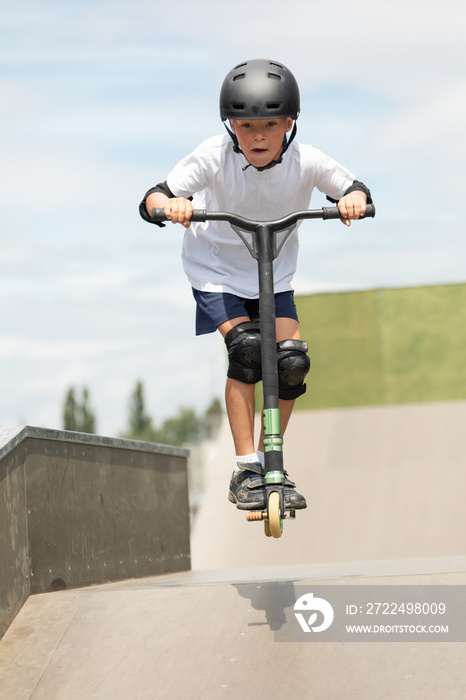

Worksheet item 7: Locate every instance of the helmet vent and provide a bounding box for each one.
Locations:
[233,73,245,81]
[266,102,281,110]
[232,103,245,111]
[267,72,281,81]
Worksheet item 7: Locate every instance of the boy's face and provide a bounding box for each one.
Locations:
[230,117,293,169]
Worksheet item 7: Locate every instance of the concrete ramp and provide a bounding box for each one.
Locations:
[1,559,466,700]
[192,402,466,569]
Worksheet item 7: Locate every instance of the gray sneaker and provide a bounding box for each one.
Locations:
[228,462,266,510]
[283,472,307,510]
[228,462,307,511]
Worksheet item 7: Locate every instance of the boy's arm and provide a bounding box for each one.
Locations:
[139,182,193,228]
[337,190,367,227]
[327,180,372,227]
[145,192,194,229]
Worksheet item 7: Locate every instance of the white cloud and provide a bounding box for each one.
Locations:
[0,337,122,361]
[370,82,466,153]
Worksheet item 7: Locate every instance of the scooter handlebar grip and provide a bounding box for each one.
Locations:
[150,208,167,222]
[150,208,207,223]
[322,203,376,220]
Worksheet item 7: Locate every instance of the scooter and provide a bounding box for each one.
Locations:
[152,203,376,537]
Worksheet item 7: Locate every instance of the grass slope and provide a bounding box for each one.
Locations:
[293,283,466,410]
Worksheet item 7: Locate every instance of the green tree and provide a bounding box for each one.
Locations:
[63,386,97,434]
[205,396,222,418]
[63,388,79,431]
[80,387,96,433]
[204,396,223,438]
[157,407,202,446]
[121,381,223,446]
[122,381,158,441]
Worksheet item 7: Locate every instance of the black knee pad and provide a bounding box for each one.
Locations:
[225,322,262,384]
[277,339,310,400]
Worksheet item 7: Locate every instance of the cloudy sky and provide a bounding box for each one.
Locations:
[1,0,465,437]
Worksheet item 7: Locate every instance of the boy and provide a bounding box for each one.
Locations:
[139,59,372,512]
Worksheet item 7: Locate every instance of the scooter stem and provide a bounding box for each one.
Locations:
[256,225,284,476]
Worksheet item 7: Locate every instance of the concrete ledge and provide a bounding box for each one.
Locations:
[0,426,191,639]
[0,425,189,461]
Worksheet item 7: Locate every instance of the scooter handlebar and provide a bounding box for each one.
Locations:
[150,203,376,227]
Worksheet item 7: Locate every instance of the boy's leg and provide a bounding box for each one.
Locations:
[225,379,256,456]
[219,316,257,456]
[220,316,266,510]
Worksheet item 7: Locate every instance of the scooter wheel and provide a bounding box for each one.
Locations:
[264,521,272,537]
[268,491,283,539]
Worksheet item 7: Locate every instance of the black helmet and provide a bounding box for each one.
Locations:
[220,59,300,122]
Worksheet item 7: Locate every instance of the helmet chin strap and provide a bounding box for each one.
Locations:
[223,123,242,154]
[223,121,297,171]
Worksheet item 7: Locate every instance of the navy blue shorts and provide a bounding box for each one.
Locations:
[192,289,298,335]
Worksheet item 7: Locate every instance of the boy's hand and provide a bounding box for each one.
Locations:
[337,191,367,227]
[164,197,194,228]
